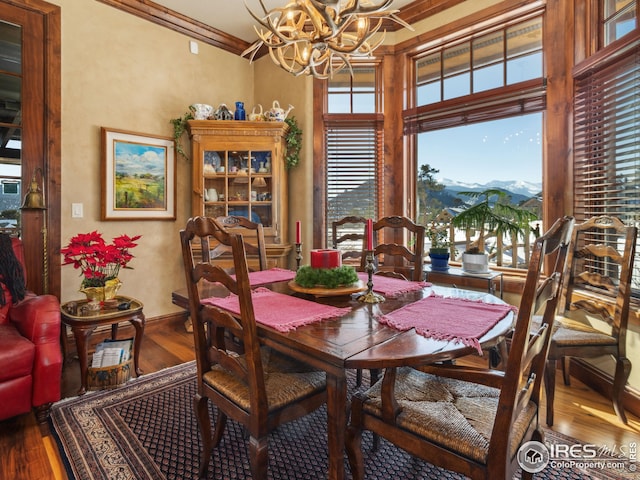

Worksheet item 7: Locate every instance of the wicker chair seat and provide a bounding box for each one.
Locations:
[360,366,537,464]
[204,347,326,412]
[552,317,616,347]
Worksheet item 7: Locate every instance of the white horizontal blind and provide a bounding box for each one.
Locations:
[573,41,640,292]
[325,119,383,246]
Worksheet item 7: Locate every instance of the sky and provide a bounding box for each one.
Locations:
[114,141,167,176]
[417,112,542,185]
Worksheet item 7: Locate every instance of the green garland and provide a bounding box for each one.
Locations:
[284,116,302,169]
[170,111,193,161]
[294,265,359,289]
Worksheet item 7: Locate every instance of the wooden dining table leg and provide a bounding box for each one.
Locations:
[326,371,347,480]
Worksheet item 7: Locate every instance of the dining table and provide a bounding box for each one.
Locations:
[171,270,515,480]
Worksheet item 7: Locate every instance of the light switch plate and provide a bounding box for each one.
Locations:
[71,203,83,218]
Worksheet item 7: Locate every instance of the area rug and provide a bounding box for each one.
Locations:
[49,362,637,480]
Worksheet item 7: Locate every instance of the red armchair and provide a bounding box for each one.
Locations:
[0,237,62,422]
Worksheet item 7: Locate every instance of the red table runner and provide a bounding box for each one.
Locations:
[376,294,517,354]
[201,287,351,332]
[357,272,431,297]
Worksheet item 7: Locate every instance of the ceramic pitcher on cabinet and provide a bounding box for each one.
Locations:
[265,101,293,122]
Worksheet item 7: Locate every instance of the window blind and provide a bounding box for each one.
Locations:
[573,41,640,292]
[324,118,383,245]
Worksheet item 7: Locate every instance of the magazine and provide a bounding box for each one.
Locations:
[91,338,133,368]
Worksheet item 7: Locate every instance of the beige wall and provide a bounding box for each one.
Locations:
[54,0,280,318]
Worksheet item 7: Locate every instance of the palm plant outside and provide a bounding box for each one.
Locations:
[451,188,538,252]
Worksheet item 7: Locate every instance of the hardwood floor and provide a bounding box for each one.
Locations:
[1,315,638,480]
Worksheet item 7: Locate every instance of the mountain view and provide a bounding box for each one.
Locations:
[327,177,542,224]
[431,178,542,209]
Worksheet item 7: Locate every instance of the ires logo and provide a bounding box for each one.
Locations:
[517,441,550,473]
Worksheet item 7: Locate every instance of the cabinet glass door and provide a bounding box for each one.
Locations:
[202,149,273,226]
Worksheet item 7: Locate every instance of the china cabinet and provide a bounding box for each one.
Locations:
[187,120,292,268]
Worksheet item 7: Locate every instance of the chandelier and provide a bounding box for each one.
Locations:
[242,0,411,79]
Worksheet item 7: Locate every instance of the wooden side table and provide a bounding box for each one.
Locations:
[60,295,145,395]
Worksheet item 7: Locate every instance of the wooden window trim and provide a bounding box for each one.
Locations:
[403,78,546,134]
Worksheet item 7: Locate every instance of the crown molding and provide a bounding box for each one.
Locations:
[96,0,251,56]
[382,0,467,31]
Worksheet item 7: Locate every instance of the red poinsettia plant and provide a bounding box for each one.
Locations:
[61,231,142,288]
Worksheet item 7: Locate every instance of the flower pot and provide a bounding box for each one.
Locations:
[80,278,122,302]
[462,253,489,273]
[429,250,450,272]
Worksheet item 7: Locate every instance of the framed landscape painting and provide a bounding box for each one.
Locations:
[101,128,176,220]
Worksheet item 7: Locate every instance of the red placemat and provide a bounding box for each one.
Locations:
[357,272,431,297]
[377,294,517,354]
[243,268,296,286]
[201,287,351,332]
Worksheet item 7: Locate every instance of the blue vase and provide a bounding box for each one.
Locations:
[429,251,450,272]
[234,101,246,120]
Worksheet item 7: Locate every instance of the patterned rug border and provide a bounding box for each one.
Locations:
[50,362,196,480]
[49,361,638,480]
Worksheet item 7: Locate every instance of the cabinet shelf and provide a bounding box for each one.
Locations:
[188,120,291,269]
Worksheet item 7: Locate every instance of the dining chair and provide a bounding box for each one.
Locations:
[544,215,637,425]
[208,215,268,272]
[180,216,327,479]
[331,215,367,269]
[346,216,574,480]
[183,215,269,334]
[371,215,425,281]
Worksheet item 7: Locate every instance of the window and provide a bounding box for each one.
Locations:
[573,38,640,291]
[603,0,637,46]
[326,119,382,225]
[2,180,18,195]
[327,66,377,113]
[408,14,545,269]
[416,113,542,266]
[416,16,542,106]
[0,20,22,215]
[322,64,384,246]
[417,113,542,222]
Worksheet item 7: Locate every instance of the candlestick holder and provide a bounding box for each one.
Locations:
[295,242,302,270]
[357,250,385,303]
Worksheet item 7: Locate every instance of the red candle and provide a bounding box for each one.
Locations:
[367,219,373,251]
[296,221,301,244]
[310,249,342,269]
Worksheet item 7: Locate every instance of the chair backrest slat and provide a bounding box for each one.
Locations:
[332,216,367,268]
[371,216,426,281]
[207,215,269,272]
